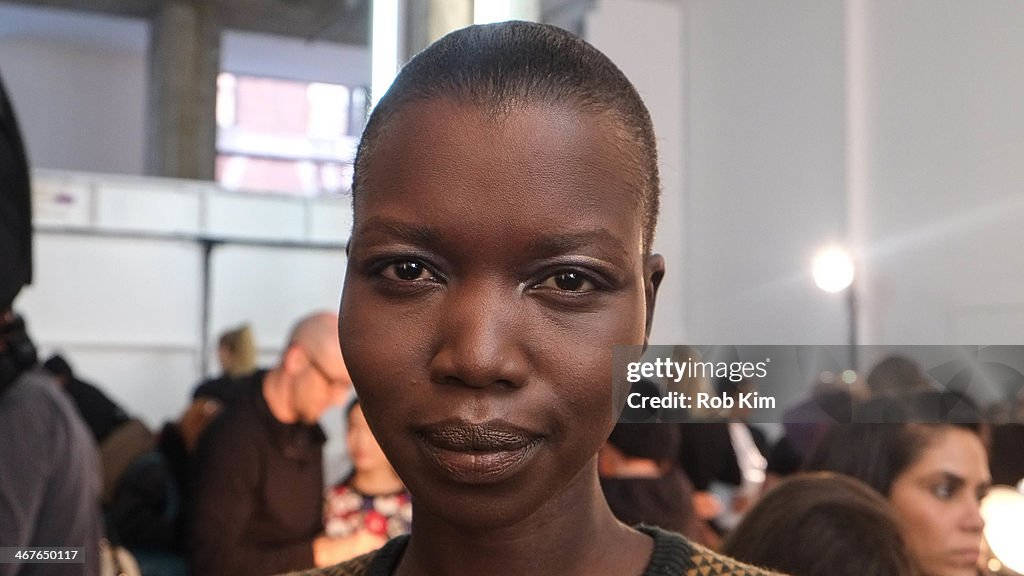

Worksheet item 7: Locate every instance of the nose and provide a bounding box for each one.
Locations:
[428,279,529,390]
[961,497,985,534]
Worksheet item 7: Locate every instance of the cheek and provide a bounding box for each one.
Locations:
[340,282,421,386]
[891,488,948,562]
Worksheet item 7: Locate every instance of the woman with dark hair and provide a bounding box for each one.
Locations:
[804,392,991,576]
[723,473,918,576]
[292,20,779,576]
[323,400,411,563]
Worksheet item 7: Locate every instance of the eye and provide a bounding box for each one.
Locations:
[380,260,436,282]
[537,270,597,293]
[931,482,954,500]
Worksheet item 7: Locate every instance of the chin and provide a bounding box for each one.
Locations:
[924,561,979,576]
[419,487,550,530]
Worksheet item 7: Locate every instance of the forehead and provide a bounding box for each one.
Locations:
[354,99,644,254]
[905,427,989,481]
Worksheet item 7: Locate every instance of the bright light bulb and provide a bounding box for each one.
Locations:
[981,486,1024,575]
[813,247,855,293]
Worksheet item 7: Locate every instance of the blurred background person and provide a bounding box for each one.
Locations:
[709,376,768,531]
[867,355,935,398]
[988,387,1024,487]
[192,323,258,404]
[0,69,102,576]
[764,371,865,492]
[188,311,352,576]
[723,472,918,576]
[598,422,703,542]
[805,392,991,576]
[323,399,411,562]
[42,353,130,445]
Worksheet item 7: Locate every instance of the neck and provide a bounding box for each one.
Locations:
[351,466,405,495]
[262,368,297,424]
[396,459,652,576]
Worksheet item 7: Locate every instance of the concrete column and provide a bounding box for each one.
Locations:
[404,0,473,61]
[147,0,220,180]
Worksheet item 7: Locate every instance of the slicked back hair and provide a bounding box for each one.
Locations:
[352,21,661,254]
[803,392,984,496]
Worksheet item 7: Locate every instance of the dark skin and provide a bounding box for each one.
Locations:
[339,98,665,576]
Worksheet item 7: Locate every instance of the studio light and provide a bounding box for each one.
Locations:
[812,246,855,293]
[981,485,1024,575]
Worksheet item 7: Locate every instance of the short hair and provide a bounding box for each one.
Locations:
[803,392,984,496]
[353,21,661,254]
[217,324,256,377]
[723,473,918,576]
[867,355,933,397]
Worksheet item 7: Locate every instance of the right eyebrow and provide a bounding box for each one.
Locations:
[355,217,441,246]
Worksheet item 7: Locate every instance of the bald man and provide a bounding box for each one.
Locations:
[188,312,352,576]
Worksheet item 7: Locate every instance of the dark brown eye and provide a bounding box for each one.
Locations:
[539,271,595,292]
[382,261,431,282]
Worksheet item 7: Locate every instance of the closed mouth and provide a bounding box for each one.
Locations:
[949,547,980,564]
[416,420,544,484]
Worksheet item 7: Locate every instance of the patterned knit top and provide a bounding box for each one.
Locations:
[284,525,783,576]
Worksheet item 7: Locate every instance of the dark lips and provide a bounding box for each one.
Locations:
[417,420,543,484]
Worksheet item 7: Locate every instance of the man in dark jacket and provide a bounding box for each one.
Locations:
[0,70,103,576]
[188,311,353,575]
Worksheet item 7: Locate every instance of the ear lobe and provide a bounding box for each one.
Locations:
[643,254,666,346]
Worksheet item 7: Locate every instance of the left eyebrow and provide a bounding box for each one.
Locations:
[525,229,633,259]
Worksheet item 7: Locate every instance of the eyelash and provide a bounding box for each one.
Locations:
[377,260,440,283]
[370,258,606,296]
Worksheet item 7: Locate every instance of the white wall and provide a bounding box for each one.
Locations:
[681,0,849,345]
[855,0,1024,345]
[586,0,687,345]
[20,171,350,431]
[592,0,1024,351]
[589,0,850,346]
[0,5,149,174]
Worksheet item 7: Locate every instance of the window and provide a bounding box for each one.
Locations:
[215,73,367,196]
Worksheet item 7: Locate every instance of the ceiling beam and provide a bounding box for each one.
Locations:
[5,0,369,45]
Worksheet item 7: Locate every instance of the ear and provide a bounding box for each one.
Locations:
[642,254,665,346]
[282,344,304,374]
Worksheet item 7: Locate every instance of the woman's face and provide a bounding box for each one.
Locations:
[889,427,990,576]
[339,98,662,528]
[347,404,391,474]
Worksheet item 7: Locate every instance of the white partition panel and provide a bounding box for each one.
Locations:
[18,232,204,428]
[32,345,200,431]
[308,197,353,244]
[21,234,202,345]
[96,181,203,235]
[208,244,347,361]
[21,171,353,435]
[205,192,308,241]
